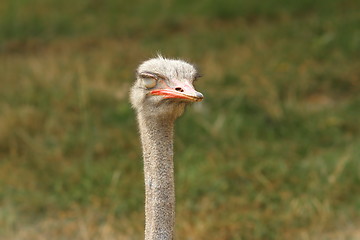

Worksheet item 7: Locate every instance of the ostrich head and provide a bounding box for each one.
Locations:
[130,56,203,120]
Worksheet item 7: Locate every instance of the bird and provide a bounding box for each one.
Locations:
[130,55,203,240]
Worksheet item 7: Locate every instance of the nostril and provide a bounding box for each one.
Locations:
[175,87,184,92]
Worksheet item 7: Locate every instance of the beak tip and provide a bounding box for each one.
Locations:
[196,92,204,100]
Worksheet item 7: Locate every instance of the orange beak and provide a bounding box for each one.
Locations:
[151,89,204,102]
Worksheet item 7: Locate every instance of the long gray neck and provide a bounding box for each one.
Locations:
[138,114,175,240]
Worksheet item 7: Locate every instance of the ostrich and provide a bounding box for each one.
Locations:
[130,56,203,240]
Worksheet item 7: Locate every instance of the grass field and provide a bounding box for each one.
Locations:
[1,0,360,239]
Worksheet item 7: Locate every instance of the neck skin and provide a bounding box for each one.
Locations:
[137,113,175,240]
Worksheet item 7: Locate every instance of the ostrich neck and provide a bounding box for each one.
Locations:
[138,114,175,240]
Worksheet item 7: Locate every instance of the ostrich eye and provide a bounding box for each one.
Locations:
[139,72,158,89]
[143,77,157,88]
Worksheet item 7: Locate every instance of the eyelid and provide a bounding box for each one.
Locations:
[139,72,158,79]
[139,71,168,81]
[139,72,158,88]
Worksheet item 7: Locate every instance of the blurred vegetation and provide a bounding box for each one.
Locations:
[0,0,360,239]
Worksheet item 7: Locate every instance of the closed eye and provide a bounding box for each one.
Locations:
[139,71,168,81]
[139,72,159,89]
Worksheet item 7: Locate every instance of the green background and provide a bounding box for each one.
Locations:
[0,0,359,239]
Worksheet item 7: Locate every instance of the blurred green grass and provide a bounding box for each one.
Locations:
[0,0,360,239]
